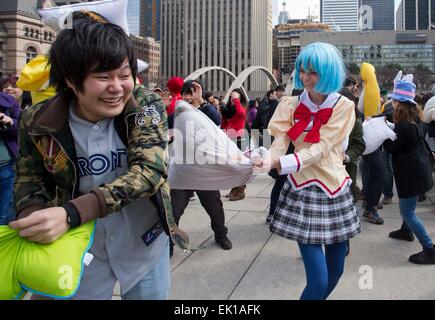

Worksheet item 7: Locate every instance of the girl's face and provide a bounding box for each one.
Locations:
[2,82,23,102]
[299,66,319,92]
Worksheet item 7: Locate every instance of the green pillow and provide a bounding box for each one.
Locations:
[0,221,96,300]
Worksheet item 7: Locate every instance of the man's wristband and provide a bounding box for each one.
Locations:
[63,202,81,228]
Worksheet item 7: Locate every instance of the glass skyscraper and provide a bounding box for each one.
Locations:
[127,0,141,36]
[127,0,160,40]
[360,0,395,30]
[399,0,435,30]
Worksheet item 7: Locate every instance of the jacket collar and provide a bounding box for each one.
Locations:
[31,92,138,134]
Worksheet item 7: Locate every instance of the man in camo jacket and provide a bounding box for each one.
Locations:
[10,12,188,300]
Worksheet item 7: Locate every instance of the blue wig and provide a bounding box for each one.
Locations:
[294,42,345,95]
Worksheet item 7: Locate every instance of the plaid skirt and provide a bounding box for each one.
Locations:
[270,179,361,245]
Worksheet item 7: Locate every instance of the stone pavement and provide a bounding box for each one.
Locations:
[110,174,434,300]
[166,174,435,300]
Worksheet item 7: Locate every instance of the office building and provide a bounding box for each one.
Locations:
[161,0,273,93]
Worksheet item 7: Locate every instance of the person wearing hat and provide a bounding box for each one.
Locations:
[383,75,435,265]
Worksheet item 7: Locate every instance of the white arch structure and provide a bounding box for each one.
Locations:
[185,66,249,101]
[223,66,279,103]
[185,66,279,103]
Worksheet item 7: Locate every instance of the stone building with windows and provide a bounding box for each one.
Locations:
[130,35,161,88]
[300,30,435,72]
[0,0,55,78]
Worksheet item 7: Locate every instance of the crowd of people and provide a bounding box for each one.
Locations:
[0,6,434,301]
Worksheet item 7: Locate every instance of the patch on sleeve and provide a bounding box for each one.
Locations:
[135,104,161,127]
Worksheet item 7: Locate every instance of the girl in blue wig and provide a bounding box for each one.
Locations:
[253,42,360,300]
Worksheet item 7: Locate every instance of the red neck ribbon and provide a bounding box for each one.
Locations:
[287,102,333,143]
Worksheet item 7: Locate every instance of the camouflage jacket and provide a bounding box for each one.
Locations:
[14,85,189,250]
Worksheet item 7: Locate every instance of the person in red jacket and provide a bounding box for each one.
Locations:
[166,77,184,129]
[221,88,248,201]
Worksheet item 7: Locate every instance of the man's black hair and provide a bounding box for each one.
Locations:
[49,18,137,93]
[266,89,276,98]
[275,85,285,92]
[203,91,213,101]
[180,80,203,96]
[291,88,304,96]
[344,76,357,87]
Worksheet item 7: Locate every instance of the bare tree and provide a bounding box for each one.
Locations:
[412,64,435,91]
[376,63,404,90]
[346,63,360,77]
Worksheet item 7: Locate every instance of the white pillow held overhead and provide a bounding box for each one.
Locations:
[37,0,129,35]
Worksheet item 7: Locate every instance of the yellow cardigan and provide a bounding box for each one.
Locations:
[268,94,356,198]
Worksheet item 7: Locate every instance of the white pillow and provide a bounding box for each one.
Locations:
[362,117,397,155]
[37,0,129,35]
[424,96,435,123]
[137,59,149,73]
[168,101,254,190]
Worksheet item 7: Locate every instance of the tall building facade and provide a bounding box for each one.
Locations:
[0,0,55,77]
[130,35,160,86]
[359,0,394,30]
[300,30,435,71]
[320,0,359,31]
[397,0,435,30]
[127,0,160,40]
[144,0,160,41]
[127,0,141,35]
[396,0,404,30]
[161,0,273,93]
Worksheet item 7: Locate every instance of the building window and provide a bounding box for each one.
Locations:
[24,27,29,37]
[26,46,38,63]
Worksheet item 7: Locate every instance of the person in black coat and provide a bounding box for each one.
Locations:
[383,79,435,265]
[251,89,278,146]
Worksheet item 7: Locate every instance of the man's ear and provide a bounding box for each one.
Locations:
[65,79,78,95]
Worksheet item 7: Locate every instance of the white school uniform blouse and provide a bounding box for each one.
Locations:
[268,90,356,198]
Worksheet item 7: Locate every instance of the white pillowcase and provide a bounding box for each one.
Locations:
[362,117,397,155]
[423,96,435,123]
[168,101,254,190]
[37,0,129,35]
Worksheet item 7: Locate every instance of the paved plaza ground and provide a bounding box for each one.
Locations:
[161,174,435,300]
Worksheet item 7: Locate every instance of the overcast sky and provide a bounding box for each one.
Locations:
[272,0,401,25]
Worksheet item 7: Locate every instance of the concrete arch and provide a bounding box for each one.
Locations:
[185,66,249,101]
[224,66,279,104]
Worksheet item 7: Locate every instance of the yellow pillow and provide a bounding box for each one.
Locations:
[0,221,96,300]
